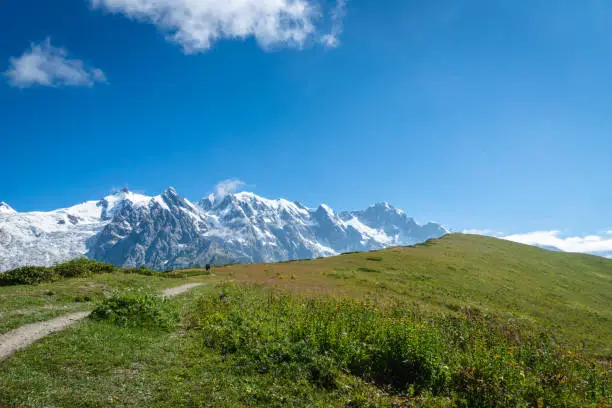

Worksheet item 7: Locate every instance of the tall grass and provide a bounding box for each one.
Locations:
[186,284,610,407]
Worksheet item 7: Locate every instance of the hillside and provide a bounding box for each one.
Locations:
[0,234,610,407]
[215,233,612,357]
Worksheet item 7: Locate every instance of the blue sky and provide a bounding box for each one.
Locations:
[1,0,611,244]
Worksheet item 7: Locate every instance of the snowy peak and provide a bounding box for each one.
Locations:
[233,192,311,219]
[0,202,15,214]
[342,202,413,230]
[162,186,179,200]
[159,186,189,209]
[313,204,342,229]
[317,204,335,217]
[371,201,394,210]
[0,188,449,272]
[363,202,408,219]
[99,189,153,220]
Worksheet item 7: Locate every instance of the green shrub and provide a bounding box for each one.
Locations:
[121,265,158,276]
[164,269,211,279]
[188,286,448,392]
[54,258,116,278]
[90,290,179,330]
[185,285,610,405]
[0,259,118,286]
[120,266,212,278]
[357,267,380,273]
[86,260,117,274]
[0,266,58,286]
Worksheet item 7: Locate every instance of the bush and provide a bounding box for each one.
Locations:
[86,260,117,274]
[90,290,179,330]
[54,258,116,278]
[188,286,448,393]
[164,269,211,279]
[0,259,118,286]
[0,266,58,286]
[185,285,610,405]
[121,265,158,276]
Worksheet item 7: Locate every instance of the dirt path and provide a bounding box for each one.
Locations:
[0,312,90,361]
[0,283,204,362]
[162,283,203,297]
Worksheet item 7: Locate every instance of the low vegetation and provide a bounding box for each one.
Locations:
[0,234,610,406]
[218,234,612,358]
[91,290,179,330]
[0,266,209,334]
[0,266,60,286]
[0,283,609,407]
[186,284,609,407]
[0,258,207,287]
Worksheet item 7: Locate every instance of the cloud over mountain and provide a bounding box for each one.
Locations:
[504,230,612,257]
[462,229,612,258]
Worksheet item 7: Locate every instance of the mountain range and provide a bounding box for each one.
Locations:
[0,188,449,272]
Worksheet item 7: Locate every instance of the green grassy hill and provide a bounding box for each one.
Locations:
[213,234,612,357]
[0,234,610,407]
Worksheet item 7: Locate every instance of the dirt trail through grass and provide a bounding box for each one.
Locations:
[0,312,90,360]
[161,283,203,297]
[0,283,204,361]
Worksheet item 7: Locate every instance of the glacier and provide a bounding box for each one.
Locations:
[0,188,449,272]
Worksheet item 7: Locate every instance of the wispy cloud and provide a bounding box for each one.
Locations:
[4,38,106,88]
[213,179,246,197]
[322,0,347,48]
[503,230,612,255]
[90,0,346,53]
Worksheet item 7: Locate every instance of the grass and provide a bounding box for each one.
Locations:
[187,285,609,406]
[212,234,612,358]
[0,285,368,407]
[0,284,609,407]
[0,322,366,407]
[0,267,209,333]
[0,234,610,406]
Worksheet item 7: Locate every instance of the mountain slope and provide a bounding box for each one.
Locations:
[0,189,163,271]
[211,233,612,357]
[0,203,15,215]
[0,188,449,271]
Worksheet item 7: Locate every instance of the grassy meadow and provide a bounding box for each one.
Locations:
[0,234,610,407]
[216,234,612,358]
[0,261,209,333]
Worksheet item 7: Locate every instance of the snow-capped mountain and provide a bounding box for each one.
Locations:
[0,188,449,271]
[0,202,16,215]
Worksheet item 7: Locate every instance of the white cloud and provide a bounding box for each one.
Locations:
[462,229,503,236]
[214,179,246,197]
[4,38,106,88]
[322,0,347,48]
[503,230,612,255]
[90,0,345,53]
